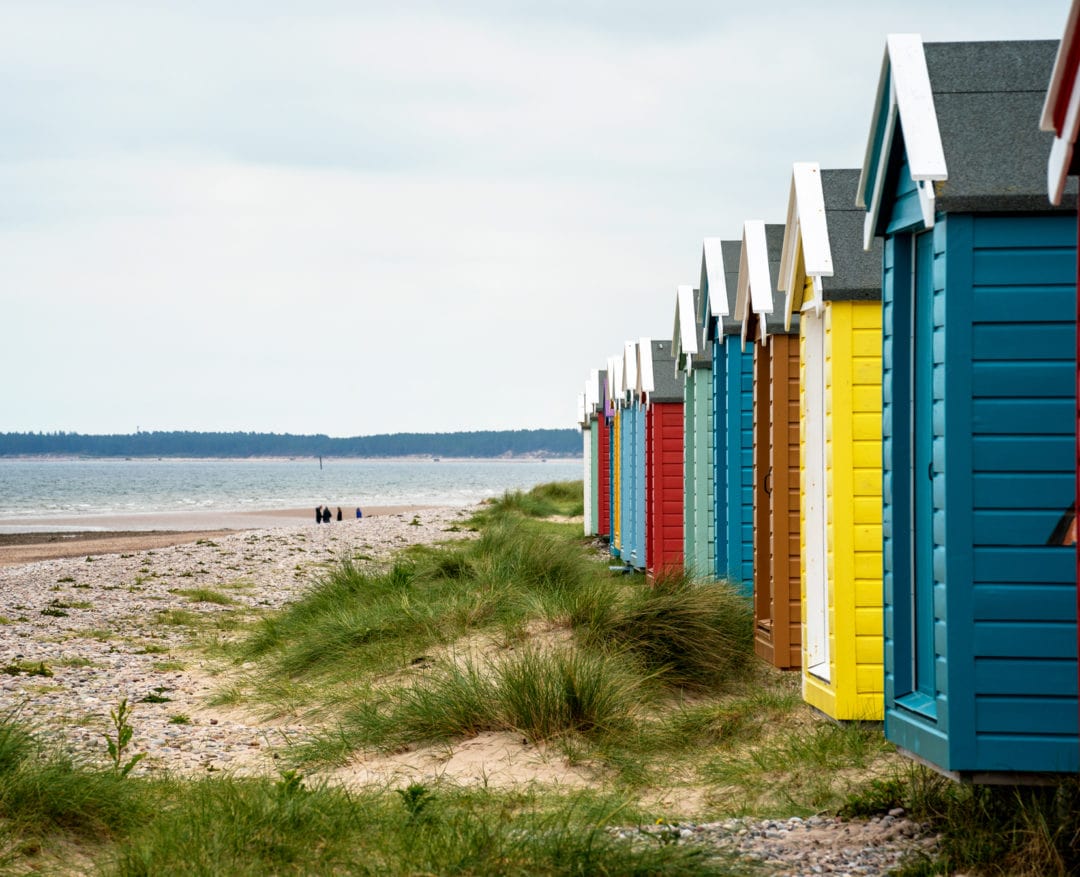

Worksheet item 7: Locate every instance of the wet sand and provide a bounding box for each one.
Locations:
[0,505,438,567]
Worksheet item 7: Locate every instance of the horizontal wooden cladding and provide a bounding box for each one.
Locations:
[645,403,683,573]
[973,324,1074,359]
[974,658,1077,695]
[972,398,1074,434]
[971,360,1074,397]
[757,332,802,669]
[972,622,1076,659]
[972,584,1075,621]
[973,509,1077,545]
[972,473,1074,509]
[975,696,1078,734]
[973,735,1079,773]
[597,417,611,537]
[971,548,1074,584]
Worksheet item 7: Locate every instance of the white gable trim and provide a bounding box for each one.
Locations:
[780,162,833,331]
[703,237,728,318]
[608,354,623,401]
[792,163,832,277]
[890,34,947,181]
[623,341,638,402]
[858,34,947,249]
[677,284,698,355]
[735,221,774,350]
[586,368,601,411]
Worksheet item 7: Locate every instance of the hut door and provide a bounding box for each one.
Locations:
[908,231,937,711]
[803,313,830,680]
[753,340,773,649]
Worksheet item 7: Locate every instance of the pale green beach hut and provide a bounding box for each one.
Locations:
[672,284,715,578]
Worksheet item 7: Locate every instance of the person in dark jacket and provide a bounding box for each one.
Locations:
[336,507,343,521]
[315,505,323,524]
[321,506,331,524]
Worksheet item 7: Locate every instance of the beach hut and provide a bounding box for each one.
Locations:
[1042,0,1080,738]
[860,36,1077,777]
[700,238,756,597]
[578,389,592,536]
[608,352,625,560]
[674,285,715,578]
[580,369,603,538]
[641,339,685,577]
[596,370,612,542]
[618,341,648,570]
[778,165,885,720]
[736,220,801,670]
[631,342,649,570]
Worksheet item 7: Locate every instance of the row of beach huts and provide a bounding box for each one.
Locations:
[576,17,1080,784]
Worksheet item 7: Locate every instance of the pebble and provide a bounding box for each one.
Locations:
[0,508,474,776]
[612,815,941,875]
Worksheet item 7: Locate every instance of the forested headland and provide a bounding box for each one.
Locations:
[0,429,581,459]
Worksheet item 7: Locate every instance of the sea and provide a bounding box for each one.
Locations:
[0,458,583,524]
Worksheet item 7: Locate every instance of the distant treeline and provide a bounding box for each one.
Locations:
[0,430,581,459]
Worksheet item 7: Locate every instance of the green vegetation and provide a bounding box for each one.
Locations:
[4,480,1077,874]
[171,588,236,606]
[0,711,736,875]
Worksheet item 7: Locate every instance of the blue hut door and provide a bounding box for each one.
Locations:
[908,230,937,714]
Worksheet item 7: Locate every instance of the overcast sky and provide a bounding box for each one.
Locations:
[1,1,1069,436]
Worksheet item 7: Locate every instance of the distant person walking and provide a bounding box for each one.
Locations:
[356,507,363,519]
[336,507,343,521]
[315,505,323,524]
[321,506,331,524]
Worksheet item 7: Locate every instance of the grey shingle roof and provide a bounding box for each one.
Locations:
[821,169,882,301]
[648,340,684,403]
[720,239,742,337]
[690,288,712,367]
[925,40,1078,212]
[763,223,795,335]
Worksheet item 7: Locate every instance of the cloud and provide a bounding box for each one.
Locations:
[0,0,1070,433]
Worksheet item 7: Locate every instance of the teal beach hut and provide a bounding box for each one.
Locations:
[860,35,1078,777]
[700,237,755,596]
[674,285,715,578]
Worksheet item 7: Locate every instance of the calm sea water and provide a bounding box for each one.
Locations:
[0,458,583,520]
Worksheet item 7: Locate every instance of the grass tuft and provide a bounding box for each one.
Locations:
[582,567,754,690]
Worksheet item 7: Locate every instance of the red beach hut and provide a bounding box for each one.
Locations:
[640,339,685,577]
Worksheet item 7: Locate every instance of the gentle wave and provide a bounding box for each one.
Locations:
[0,458,583,519]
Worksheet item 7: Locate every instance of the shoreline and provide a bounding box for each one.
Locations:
[0,455,583,464]
[0,504,453,566]
[0,504,443,534]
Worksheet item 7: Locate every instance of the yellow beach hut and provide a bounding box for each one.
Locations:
[778,164,885,720]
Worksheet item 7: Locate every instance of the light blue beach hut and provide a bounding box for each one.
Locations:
[860,35,1077,777]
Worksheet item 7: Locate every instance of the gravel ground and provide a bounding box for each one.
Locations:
[615,813,941,875]
[0,508,474,775]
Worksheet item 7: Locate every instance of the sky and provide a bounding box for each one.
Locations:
[0,1,1071,437]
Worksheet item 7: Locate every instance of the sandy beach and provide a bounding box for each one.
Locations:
[0,505,475,776]
[0,505,441,566]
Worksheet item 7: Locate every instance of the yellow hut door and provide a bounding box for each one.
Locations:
[803,311,830,680]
